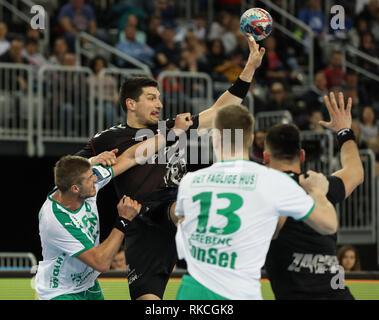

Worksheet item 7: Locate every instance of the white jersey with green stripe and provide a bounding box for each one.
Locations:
[175,160,315,300]
[35,165,113,300]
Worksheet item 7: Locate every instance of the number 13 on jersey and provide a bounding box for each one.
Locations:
[193,192,243,235]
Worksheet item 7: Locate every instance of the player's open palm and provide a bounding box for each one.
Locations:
[117,196,141,221]
[320,92,352,132]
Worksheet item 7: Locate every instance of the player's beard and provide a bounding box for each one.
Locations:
[78,185,96,199]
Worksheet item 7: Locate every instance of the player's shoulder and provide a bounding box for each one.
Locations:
[92,124,129,141]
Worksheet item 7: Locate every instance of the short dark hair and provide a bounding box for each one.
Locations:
[265,123,301,161]
[119,77,158,113]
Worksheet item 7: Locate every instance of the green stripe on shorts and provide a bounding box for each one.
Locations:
[176,275,229,300]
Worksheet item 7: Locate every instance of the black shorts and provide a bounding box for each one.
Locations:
[124,200,177,300]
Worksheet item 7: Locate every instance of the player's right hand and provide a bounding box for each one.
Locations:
[90,148,118,167]
[174,113,193,132]
[117,196,142,221]
[299,170,329,196]
[320,91,352,132]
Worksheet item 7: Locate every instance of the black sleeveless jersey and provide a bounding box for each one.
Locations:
[265,173,354,299]
[76,116,199,202]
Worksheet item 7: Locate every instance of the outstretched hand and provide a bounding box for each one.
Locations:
[320,92,352,132]
[246,33,266,70]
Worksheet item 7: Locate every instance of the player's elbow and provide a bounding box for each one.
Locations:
[94,263,111,273]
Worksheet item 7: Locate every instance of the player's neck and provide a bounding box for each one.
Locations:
[218,151,250,162]
[52,190,84,212]
[268,159,301,174]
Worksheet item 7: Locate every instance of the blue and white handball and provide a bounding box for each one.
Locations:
[240,8,273,41]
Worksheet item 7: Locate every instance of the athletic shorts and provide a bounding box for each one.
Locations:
[124,200,177,300]
[176,275,229,300]
[51,279,104,300]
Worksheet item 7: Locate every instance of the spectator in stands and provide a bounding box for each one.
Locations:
[351,118,369,150]
[156,0,176,28]
[349,18,369,48]
[116,24,154,68]
[111,1,146,38]
[359,0,379,26]
[22,38,47,87]
[308,110,325,132]
[344,72,370,107]
[174,14,207,43]
[145,14,163,49]
[221,14,240,55]
[118,14,146,44]
[250,129,266,164]
[182,31,206,63]
[154,26,181,72]
[58,0,98,52]
[359,106,379,143]
[62,52,77,67]
[300,71,328,117]
[204,39,228,81]
[214,51,244,83]
[179,48,207,74]
[26,26,46,56]
[0,22,10,56]
[0,38,28,92]
[337,245,361,271]
[259,36,299,86]
[359,32,378,58]
[323,51,346,90]
[263,82,296,114]
[89,55,118,127]
[48,38,69,65]
[208,11,231,41]
[298,0,327,39]
[111,247,127,271]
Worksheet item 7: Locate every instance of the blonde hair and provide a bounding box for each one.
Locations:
[213,104,255,149]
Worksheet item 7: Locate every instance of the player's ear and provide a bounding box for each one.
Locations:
[300,149,306,163]
[126,98,136,111]
[263,150,270,165]
[70,184,80,194]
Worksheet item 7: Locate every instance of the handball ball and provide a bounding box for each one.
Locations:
[240,8,273,41]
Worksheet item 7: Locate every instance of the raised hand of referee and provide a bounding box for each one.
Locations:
[320,91,352,132]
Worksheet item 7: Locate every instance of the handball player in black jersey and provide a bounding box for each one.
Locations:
[263,92,364,300]
[76,35,266,300]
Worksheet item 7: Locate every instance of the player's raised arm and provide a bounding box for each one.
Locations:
[197,35,265,131]
[92,113,193,177]
[320,92,364,198]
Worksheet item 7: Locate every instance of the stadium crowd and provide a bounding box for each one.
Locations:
[0,0,379,172]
